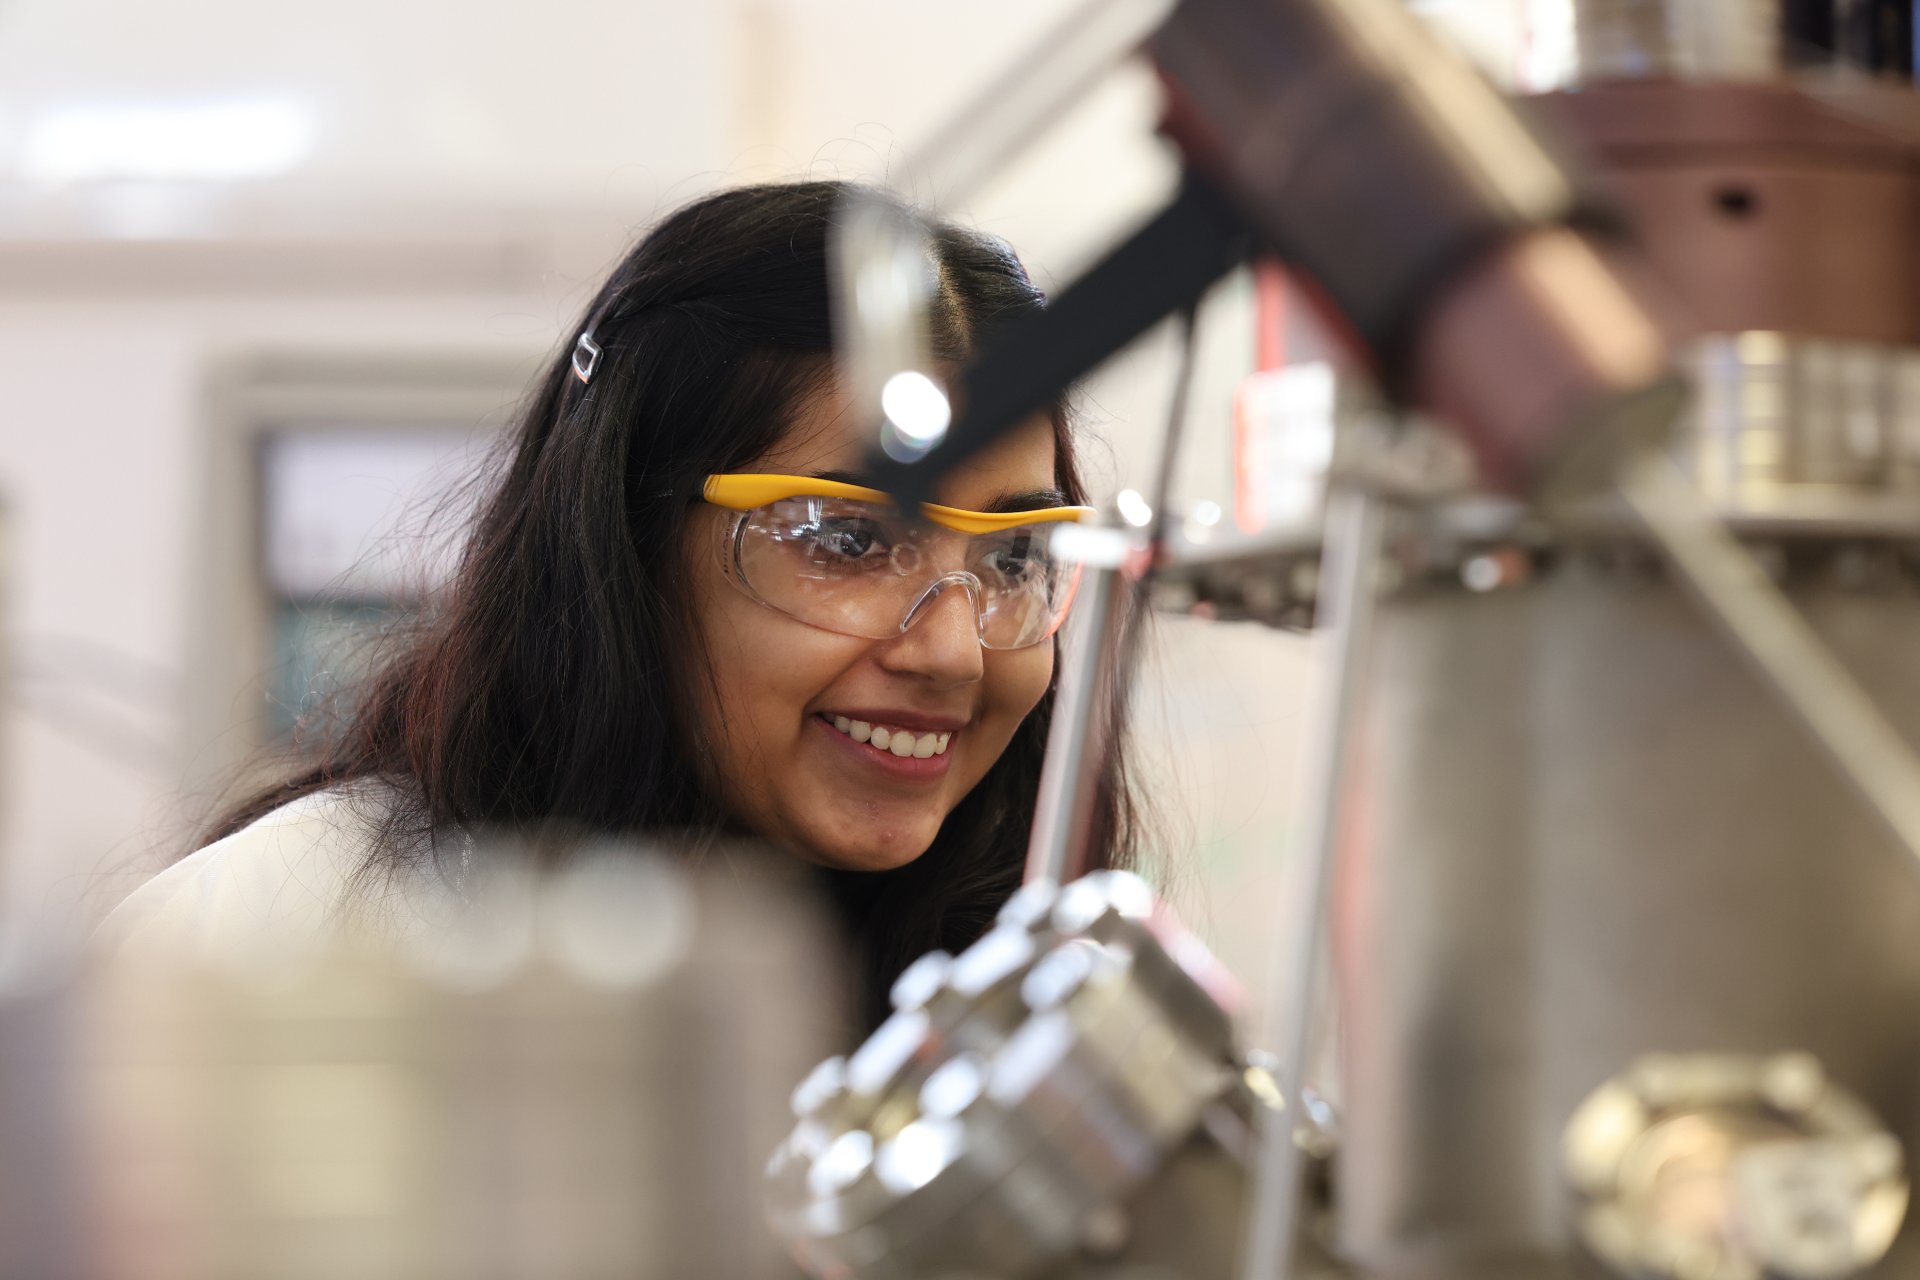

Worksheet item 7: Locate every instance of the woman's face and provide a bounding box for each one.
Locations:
[685,379,1064,871]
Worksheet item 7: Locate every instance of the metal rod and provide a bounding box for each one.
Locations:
[1237,484,1386,1280]
[1144,304,1202,561]
[1024,305,1203,887]
[1619,454,1920,873]
[1115,302,1205,721]
[1025,549,1129,887]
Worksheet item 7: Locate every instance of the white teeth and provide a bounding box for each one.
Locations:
[824,717,955,756]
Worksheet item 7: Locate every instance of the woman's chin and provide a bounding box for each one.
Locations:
[804,824,939,873]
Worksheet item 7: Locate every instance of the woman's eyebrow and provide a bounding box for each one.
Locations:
[810,470,1070,514]
[981,488,1070,514]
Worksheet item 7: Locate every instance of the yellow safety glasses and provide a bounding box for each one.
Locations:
[702,473,1094,650]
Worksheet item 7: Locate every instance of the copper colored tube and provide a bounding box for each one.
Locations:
[1411,227,1691,498]
[1150,0,1691,499]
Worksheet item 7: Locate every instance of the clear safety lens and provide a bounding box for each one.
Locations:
[731,497,1078,650]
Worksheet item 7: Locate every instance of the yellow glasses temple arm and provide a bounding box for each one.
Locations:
[702,474,1094,534]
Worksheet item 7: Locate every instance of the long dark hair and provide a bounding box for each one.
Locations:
[205,181,1140,1027]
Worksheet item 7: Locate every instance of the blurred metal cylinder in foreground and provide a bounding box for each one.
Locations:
[767,871,1335,1280]
[0,846,839,1279]
[1340,519,1920,1277]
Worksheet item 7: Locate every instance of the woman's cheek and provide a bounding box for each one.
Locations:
[985,644,1055,741]
[1012,643,1057,716]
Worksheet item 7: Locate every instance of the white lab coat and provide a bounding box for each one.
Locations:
[97,782,455,959]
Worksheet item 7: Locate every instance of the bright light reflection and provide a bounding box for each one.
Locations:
[887,950,952,1012]
[987,1010,1074,1105]
[881,370,952,443]
[790,1056,848,1117]
[807,1129,875,1198]
[875,1118,963,1194]
[847,1008,929,1094]
[919,1055,985,1120]
[1116,489,1153,528]
[1053,869,1154,932]
[1019,940,1097,1012]
[21,97,317,184]
[947,926,1035,999]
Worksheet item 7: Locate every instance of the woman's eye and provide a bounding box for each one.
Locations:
[805,519,887,562]
[983,532,1046,581]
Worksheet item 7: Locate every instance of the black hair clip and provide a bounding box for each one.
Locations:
[572,330,603,385]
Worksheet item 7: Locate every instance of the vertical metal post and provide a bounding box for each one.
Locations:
[0,493,11,916]
[1238,484,1385,1280]
[1024,538,1132,887]
[1025,303,1202,889]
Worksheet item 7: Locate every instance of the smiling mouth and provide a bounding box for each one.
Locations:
[818,714,953,759]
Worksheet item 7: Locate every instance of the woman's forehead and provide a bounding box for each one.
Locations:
[756,381,1059,508]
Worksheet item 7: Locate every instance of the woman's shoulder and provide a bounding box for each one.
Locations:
[96,780,457,960]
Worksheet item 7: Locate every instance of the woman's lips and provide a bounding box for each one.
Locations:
[817,708,968,736]
[811,713,955,781]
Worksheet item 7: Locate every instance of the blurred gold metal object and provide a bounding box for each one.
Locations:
[1565,1053,1909,1279]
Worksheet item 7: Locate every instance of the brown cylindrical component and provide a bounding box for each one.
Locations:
[1152,0,1691,499]
[1536,80,1920,346]
[1411,228,1691,497]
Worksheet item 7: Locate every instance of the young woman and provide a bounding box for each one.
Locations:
[104,181,1140,1026]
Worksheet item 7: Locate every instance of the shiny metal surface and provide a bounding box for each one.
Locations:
[1336,562,1920,1280]
[1679,334,1920,520]
[768,870,1274,1280]
[1565,1052,1908,1278]
[1151,376,1920,1275]
[1622,456,1920,874]
[1027,528,1133,887]
[1155,333,1920,632]
[1148,520,1327,629]
[1031,304,1201,889]
[1571,0,1784,81]
[1194,331,1920,537]
[1240,488,1385,1280]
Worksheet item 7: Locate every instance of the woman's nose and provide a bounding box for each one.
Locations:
[880,577,985,685]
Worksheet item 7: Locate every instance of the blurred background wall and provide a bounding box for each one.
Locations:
[0,0,1543,1017]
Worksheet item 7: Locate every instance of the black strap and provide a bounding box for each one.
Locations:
[861,170,1255,510]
